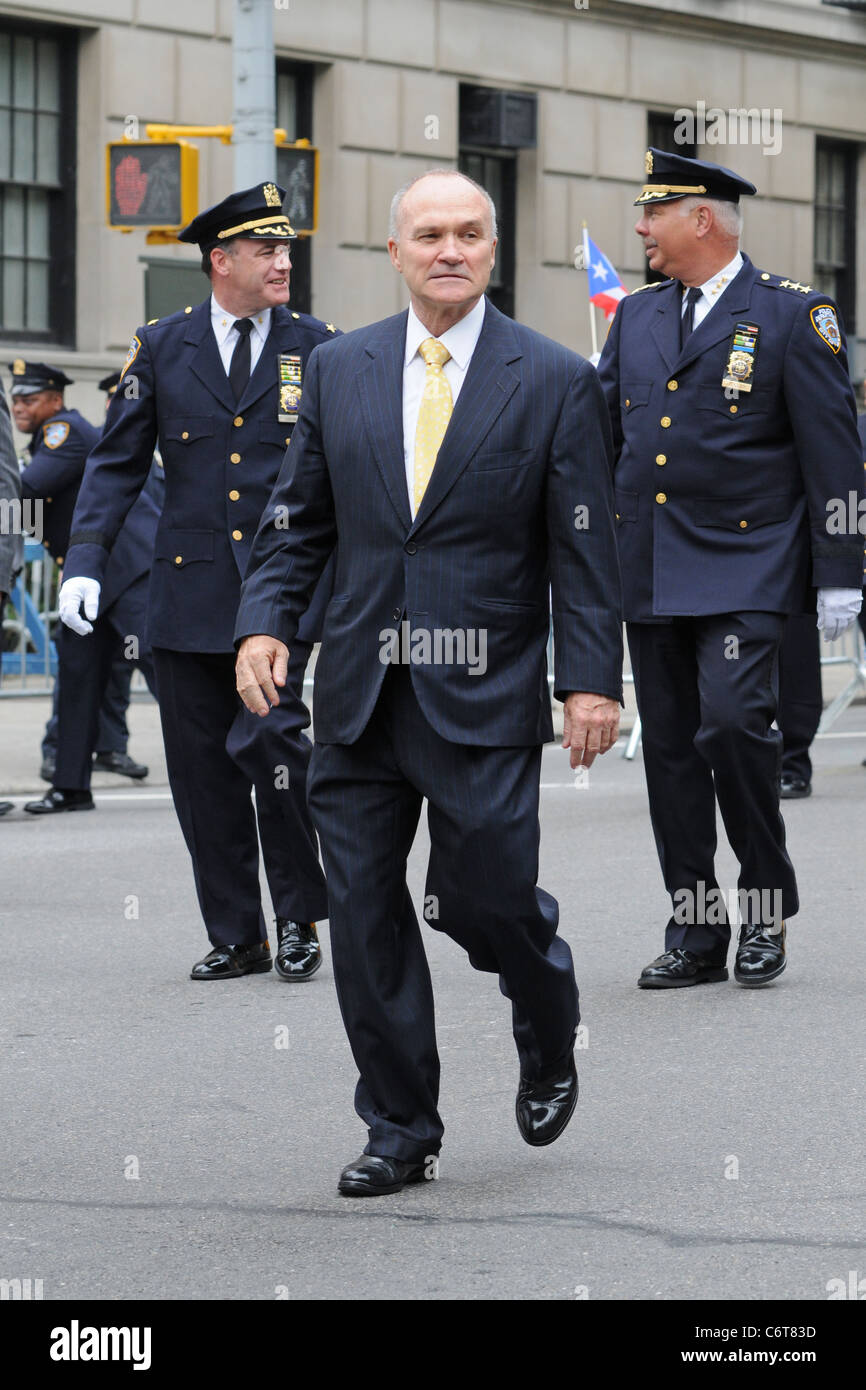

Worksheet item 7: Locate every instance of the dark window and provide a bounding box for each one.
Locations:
[0,22,76,344]
[275,61,314,316]
[814,139,856,336]
[643,114,697,284]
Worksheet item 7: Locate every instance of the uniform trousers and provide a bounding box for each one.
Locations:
[307,663,579,1164]
[628,612,799,958]
[777,612,823,783]
[54,575,158,791]
[44,660,136,761]
[152,640,328,947]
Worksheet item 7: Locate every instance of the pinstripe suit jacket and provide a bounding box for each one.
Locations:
[236,298,623,746]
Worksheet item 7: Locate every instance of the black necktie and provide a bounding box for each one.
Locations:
[680,286,702,349]
[228,318,253,403]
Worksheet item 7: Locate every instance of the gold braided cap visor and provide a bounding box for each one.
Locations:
[217,214,296,239]
[634,183,708,205]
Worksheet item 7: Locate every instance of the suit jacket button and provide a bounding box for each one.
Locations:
[655,493,667,504]
[405,542,417,554]
[232,529,243,541]
[233,416,243,427]
[230,452,241,463]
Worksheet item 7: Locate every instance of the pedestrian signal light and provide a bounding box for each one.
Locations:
[106,141,199,232]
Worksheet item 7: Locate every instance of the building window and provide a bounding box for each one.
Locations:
[276,61,314,317]
[458,150,515,319]
[0,22,76,343]
[814,139,856,337]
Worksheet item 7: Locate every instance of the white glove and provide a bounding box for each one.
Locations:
[816,587,862,642]
[59,576,101,635]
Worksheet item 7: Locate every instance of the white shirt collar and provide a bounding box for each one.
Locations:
[210,294,272,347]
[404,295,486,369]
[690,251,744,307]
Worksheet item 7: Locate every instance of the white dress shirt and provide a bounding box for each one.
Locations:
[210,295,272,375]
[682,251,744,330]
[403,296,486,519]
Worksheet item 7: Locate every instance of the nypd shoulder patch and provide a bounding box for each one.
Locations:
[809,304,841,353]
[44,421,70,450]
[120,335,142,381]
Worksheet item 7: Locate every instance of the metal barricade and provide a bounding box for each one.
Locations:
[0,539,58,696]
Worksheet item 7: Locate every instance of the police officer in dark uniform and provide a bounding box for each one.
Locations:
[598,149,864,989]
[0,383,20,817]
[59,182,336,982]
[40,371,154,786]
[12,363,161,814]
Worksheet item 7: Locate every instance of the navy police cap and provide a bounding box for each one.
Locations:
[98,371,122,395]
[8,359,74,396]
[635,148,757,206]
[177,181,296,248]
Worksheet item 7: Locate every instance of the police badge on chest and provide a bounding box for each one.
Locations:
[278,352,302,423]
[722,323,760,394]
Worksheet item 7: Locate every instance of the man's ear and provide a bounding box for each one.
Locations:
[387,238,402,273]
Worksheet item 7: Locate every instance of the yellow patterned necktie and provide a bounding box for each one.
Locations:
[413,337,453,511]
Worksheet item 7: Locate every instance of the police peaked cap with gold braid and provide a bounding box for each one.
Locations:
[8,360,74,396]
[177,181,296,247]
[635,148,757,207]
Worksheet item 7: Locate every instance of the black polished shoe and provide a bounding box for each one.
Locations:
[274,919,322,980]
[93,750,149,780]
[337,1153,429,1197]
[780,775,811,800]
[0,801,13,816]
[734,922,786,987]
[189,940,272,980]
[638,948,728,989]
[40,758,56,783]
[516,1053,578,1147]
[24,788,95,815]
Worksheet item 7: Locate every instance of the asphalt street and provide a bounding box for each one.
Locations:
[1,702,865,1302]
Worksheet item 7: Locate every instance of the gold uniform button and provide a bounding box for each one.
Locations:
[229,490,240,501]
[285,436,291,445]
[181,431,189,440]
[175,555,183,565]
[184,305,192,314]
[729,404,738,414]
[615,512,620,520]
[739,520,748,529]
[230,452,241,463]
[656,454,666,466]
[624,398,630,407]
[655,493,667,504]
[233,416,243,427]
[56,555,64,565]
[761,273,771,281]
[667,380,678,391]
[232,529,243,541]
[660,416,671,428]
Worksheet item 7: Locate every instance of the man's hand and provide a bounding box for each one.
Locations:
[236,635,290,716]
[816,588,862,643]
[562,691,620,769]
[59,576,101,635]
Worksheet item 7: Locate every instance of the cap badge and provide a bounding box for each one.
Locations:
[645,150,653,176]
[263,183,282,208]
[12,359,25,375]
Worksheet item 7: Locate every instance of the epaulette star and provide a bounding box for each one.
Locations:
[326,323,335,332]
[291,312,300,319]
[147,317,159,325]
[773,277,812,294]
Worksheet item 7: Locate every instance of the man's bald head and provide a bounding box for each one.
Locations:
[389,170,498,243]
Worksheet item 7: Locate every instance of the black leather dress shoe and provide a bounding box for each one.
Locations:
[24,788,95,815]
[338,1154,428,1197]
[0,801,13,816]
[274,919,322,980]
[638,948,728,988]
[93,751,149,780]
[780,775,811,799]
[516,1053,578,1147]
[40,758,56,783]
[734,922,786,987]
[190,941,272,980]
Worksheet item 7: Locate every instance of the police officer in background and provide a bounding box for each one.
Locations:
[598,149,863,990]
[12,363,161,814]
[59,183,335,982]
[0,384,21,817]
[40,371,155,786]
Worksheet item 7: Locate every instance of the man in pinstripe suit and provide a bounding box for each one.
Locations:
[236,171,623,1196]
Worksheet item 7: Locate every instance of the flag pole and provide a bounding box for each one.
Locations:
[582,222,599,357]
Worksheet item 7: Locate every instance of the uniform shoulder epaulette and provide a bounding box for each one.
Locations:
[291,310,338,335]
[630,279,673,295]
[757,272,816,296]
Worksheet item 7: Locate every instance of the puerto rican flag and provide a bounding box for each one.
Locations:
[583,228,627,321]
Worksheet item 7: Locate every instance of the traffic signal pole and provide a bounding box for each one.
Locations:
[232,0,277,186]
